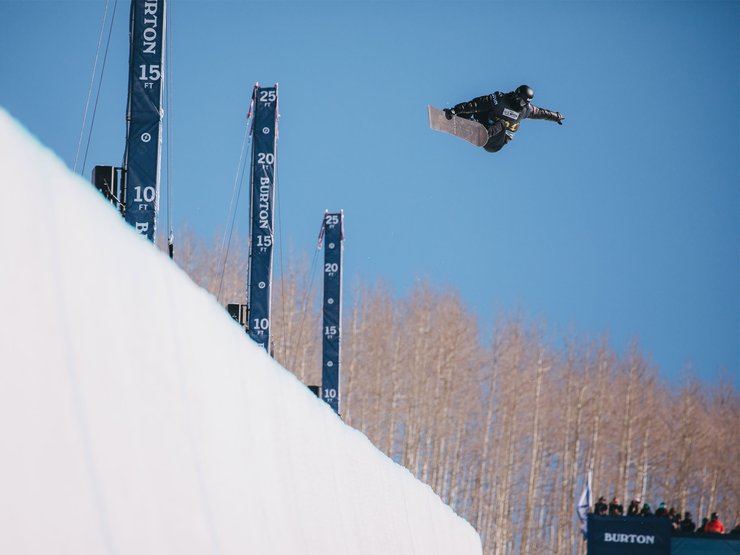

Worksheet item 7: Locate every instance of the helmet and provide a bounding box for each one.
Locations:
[515,85,534,101]
[514,85,534,107]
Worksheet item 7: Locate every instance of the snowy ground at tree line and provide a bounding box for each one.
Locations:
[0,108,481,554]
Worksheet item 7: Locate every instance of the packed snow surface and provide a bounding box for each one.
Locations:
[0,108,481,554]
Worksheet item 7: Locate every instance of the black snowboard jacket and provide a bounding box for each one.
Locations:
[451,91,562,152]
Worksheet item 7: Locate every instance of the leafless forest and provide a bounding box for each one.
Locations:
[170,233,739,555]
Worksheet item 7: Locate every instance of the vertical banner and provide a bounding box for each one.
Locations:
[247,85,278,351]
[321,211,343,415]
[123,0,165,242]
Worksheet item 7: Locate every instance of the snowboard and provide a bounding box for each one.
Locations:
[427,105,489,147]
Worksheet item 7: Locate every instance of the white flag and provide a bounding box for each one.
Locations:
[576,471,592,539]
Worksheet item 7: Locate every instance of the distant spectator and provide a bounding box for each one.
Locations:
[627,498,641,516]
[697,517,709,533]
[680,512,696,533]
[595,496,608,516]
[705,513,725,534]
[669,508,680,529]
[609,497,624,516]
[640,503,653,517]
[655,502,669,518]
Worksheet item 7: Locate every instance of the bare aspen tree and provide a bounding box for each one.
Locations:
[491,321,525,555]
[589,340,616,504]
[617,344,639,506]
[521,348,548,554]
[341,287,362,426]
[474,340,502,533]
[554,342,587,555]
[272,254,321,383]
[400,284,435,475]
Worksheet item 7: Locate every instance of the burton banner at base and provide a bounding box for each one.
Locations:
[588,516,671,555]
[321,212,343,415]
[247,85,278,352]
[123,0,165,241]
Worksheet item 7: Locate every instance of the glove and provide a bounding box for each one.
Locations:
[444,108,455,120]
[556,112,565,125]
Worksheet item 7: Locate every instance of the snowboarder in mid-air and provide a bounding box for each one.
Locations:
[444,85,565,153]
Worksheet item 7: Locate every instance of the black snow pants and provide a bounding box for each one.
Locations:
[482,121,509,153]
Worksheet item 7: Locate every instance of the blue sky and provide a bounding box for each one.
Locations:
[1,0,738,385]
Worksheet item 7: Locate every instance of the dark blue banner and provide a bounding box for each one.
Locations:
[247,86,278,351]
[321,212,343,414]
[588,515,672,555]
[672,535,740,555]
[123,0,165,241]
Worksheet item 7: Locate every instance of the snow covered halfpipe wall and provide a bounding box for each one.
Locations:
[0,108,481,555]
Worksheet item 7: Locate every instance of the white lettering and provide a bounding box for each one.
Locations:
[604,532,656,544]
[141,1,159,55]
[143,27,157,42]
[135,222,149,234]
[258,184,270,230]
[503,108,520,119]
